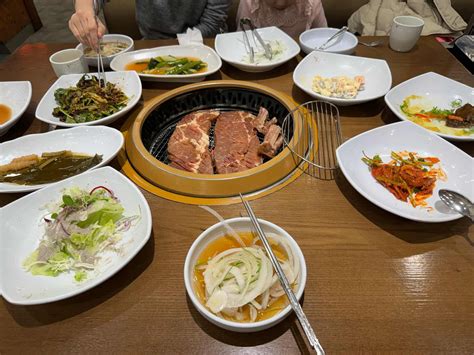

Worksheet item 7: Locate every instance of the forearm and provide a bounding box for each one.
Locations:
[195,0,230,37]
[74,0,94,12]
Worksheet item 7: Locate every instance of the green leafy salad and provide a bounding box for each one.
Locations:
[23,186,137,282]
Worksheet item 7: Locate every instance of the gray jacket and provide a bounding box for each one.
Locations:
[136,0,231,38]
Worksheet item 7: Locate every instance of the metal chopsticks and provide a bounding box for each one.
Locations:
[239,193,325,355]
[240,18,273,63]
[93,0,107,87]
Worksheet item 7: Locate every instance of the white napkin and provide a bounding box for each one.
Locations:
[177,27,204,46]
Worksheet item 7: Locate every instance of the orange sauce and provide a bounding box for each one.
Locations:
[125,56,207,75]
[0,104,12,125]
[193,231,292,323]
[125,61,149,72]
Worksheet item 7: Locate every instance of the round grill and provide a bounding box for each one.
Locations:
[126,80,307,199]
[140,87,292,167]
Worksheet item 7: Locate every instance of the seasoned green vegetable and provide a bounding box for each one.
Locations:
[52,74,128,124]
[141,55,207,75]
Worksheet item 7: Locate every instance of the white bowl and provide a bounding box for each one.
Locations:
[336,121,474,223]
[385,72,474,141]
[0,81,32,136]
[75,34,134,67]
[293,51,392,106]
[299,28,358,55]
[184,217,307,332]
[0,166,152,305]
[110,44,222,82]
[215,26,300,73]
[35,71,141,127]
[0,126,124,193]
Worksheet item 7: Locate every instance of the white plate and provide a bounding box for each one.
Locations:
[35,71,141,127]
[215,26,300,73]
[299,28,358,55]
[0,126,124,193]
[0,167,152,305]
[75,34,134,67]
[384,72,474,141]
[336,121,473,222]
[0,81,32,136]
[293,51,392,106]
[110,44,222,82]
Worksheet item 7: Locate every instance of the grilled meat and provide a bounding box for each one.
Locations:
[213,111,263,174]
[258,124,284,158]
[446,103,474,128]
[167,110,220,174]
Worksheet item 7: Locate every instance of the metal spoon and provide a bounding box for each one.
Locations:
[439,189,474,222]
[358,39,384,47]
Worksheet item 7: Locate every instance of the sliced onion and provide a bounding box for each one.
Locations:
[199,206,245,247]
[250,299,262,310]
[261,288,270,310]
[235,308,244,321]
[249,304,258,322]
[206,289,227,313]
[200,230,300,322]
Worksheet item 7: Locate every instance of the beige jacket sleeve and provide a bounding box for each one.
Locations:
[348,0,467,36]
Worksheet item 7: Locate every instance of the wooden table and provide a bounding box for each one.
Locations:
[1,37,473,354]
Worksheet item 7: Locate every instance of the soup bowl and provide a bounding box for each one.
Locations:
[184,217,307,332]
[75,34,134,67]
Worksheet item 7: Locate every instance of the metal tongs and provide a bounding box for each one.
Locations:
[316,26,348,51]
[239,194,325,354]
[240,18,273,63]
[93,0,107,87]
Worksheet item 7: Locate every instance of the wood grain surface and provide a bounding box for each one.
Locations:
[0,37,473,354]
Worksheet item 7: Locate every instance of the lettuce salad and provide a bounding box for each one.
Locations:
[23,186,137,282]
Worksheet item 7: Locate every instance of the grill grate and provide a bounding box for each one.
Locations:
[141,88,293,168]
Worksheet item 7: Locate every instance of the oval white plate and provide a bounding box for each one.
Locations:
[110,44,222,82]
[0,166,152,305]
[0,126,124,193]
[35,71,141,127]
[384,72,474,142]
[336,121,473,222]
[0,81,32,136]
[293,51,392,106]
[215,26,300,73]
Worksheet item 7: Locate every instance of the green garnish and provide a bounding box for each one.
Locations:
[62,194,74,206]
[450,99,462,108]
[428,106,453,116]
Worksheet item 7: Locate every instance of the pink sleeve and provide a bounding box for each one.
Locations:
[236,0,253,31]
[311,0,327,28]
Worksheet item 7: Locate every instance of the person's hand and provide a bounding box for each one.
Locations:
[69,9,106,50]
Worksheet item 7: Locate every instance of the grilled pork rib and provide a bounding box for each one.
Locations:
[167,110,220,174]
[213,111,263,174]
